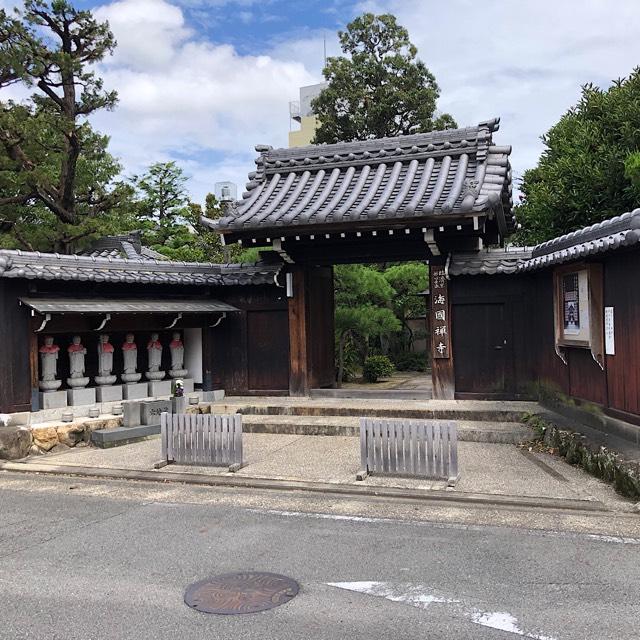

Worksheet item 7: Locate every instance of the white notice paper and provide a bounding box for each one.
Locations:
[604,306,615,355]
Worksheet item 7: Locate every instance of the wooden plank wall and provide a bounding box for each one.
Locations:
[450,274,531,396]
[211,286,290,394]
[0,281,32,413]
[528,269,608,405]
[604,250,640,418]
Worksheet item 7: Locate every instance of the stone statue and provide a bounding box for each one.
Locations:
[146,333,165,380]
[39,336,62,392]
[168,331,188,378]
[95,334,117,386]
[67,336,89,389]
[121,333,142,383]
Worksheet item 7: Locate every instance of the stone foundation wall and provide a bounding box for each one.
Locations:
[0,416,123,460]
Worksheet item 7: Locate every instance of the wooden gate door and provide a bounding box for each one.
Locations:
[452,302,512,395]
[247,310,290,391]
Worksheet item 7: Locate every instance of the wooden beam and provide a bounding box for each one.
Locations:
[288,265,310,396]
[430,263,455,399]
[29,317,40,411]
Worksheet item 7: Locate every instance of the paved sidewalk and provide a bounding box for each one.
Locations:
[20,433,633,511]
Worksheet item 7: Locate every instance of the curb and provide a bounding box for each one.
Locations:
[0,460,610,513]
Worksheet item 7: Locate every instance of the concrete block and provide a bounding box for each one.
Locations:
[181,378,195,394]
[2,412,30,427]
[91,424,161,448]
[95,385,123,403]
[172,397,187,414]
[122,383,149,400]
[67,388,96,407]
[201,389,225,402]
[148,380,172,398]
[122,401,141,428]
[39,391,67,410]
[141,399,172,425]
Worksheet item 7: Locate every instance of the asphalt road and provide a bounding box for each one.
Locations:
[0,473,639,640]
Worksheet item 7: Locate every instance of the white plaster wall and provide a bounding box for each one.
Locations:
[183,328,203,384]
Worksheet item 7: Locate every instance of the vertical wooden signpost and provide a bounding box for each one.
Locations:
[430,264,455,399]
[288,265,310,396]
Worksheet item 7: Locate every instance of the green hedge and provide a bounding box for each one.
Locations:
[363,355,395,383]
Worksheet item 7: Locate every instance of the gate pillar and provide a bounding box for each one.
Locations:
[288,265,310,396]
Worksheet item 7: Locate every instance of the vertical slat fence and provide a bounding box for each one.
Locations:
[358,418,459,485]
[160,412,243,469]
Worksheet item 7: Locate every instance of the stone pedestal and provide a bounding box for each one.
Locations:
[123,401,141,428]
[67,377,90,389]
[122,382,149,400]
[181,378,195,394]
[141,399,172,425]
[171,396,187,414]
[39,391,67,410]
[96,385,123,403]
[148,380,172,397]
[67,387,96,406]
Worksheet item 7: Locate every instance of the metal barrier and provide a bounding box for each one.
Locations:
[357,418,459,486]
[160,412,243,471]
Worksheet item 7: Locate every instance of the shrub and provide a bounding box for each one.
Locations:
[362,355,395,383]
[337,338,361,383]
[393,351,428,372]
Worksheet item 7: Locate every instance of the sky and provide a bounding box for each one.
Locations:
[2,0,640,203]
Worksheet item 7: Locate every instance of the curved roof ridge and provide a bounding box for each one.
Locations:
[208,118,514,237]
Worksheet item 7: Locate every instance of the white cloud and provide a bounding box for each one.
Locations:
[5,0,640,203]
[89,0,315,202]
[355,0,640,184]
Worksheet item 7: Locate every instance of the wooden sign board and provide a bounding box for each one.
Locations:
[430,266,450,359]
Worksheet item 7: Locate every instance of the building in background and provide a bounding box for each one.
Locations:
[214,181,237,203]
[288,82,327,148]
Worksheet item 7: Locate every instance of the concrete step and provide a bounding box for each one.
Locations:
[238,414,534,444]
[221,403,536,423]
[310,388,432,401]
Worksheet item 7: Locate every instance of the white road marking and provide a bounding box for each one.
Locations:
[327,581,458,609]
[329,581,559,640]
[471,610,558,640]
[247,508,640,545]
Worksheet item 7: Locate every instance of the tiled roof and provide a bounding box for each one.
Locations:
[520,208,640,271]
[449,209,640,276]
[448,248,533,276]
[205,119,514,236]
[0,250,281,287]
[80,232,168,261]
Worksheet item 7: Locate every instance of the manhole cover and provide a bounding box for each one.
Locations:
[184,571,299,615]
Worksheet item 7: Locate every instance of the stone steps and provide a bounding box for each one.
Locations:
[203,397,540,445]
[217,414,534,444]
[310,388,432,401]
[218,403,535,424]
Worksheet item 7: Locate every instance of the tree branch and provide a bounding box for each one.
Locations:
[36,79,65,110]
[0,194,32,207]
[0,218,35,251]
